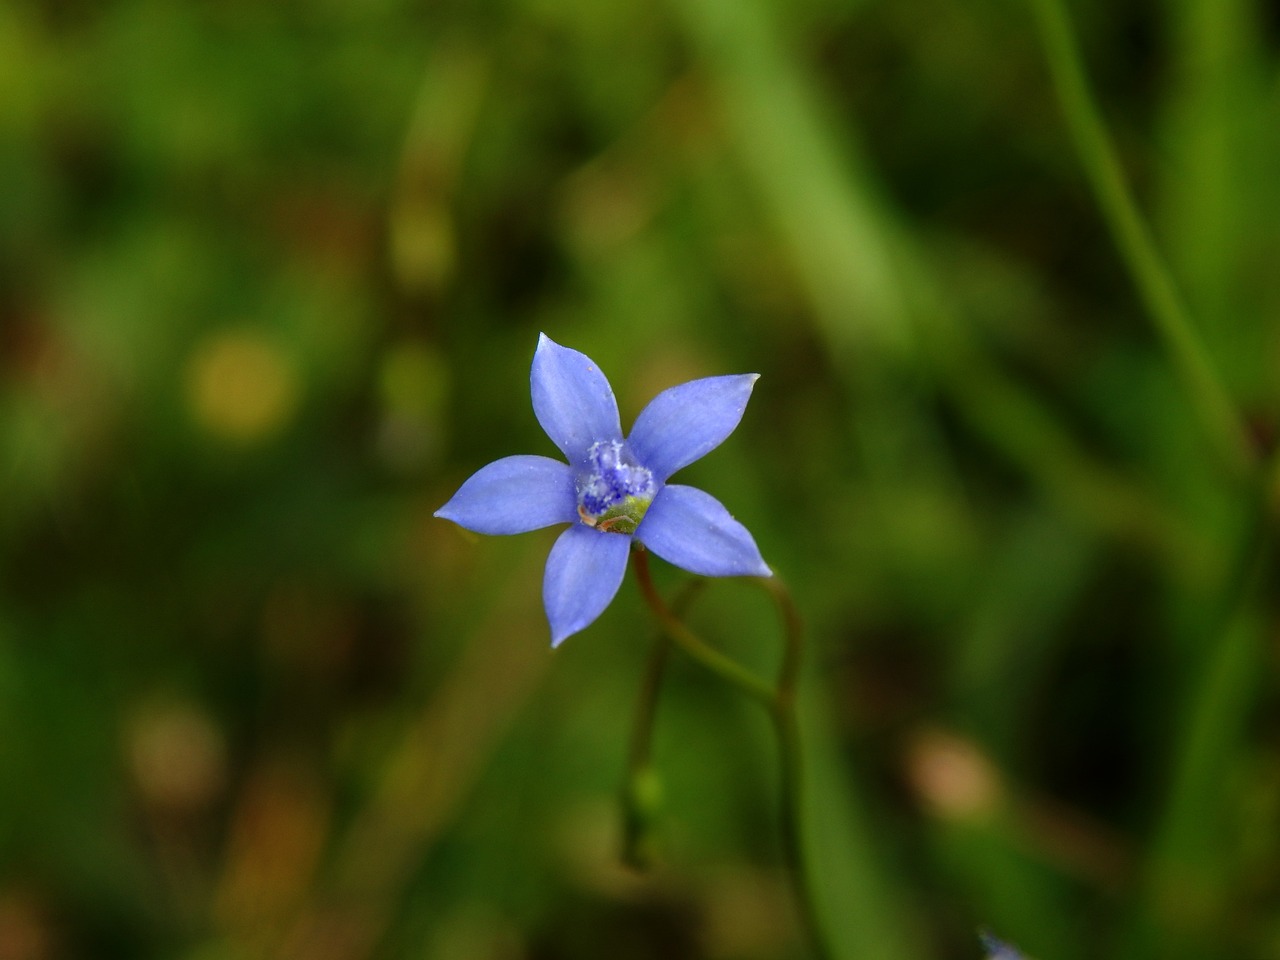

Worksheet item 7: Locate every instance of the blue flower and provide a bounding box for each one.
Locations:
[979,931,1025,960]
[435,334,771,646]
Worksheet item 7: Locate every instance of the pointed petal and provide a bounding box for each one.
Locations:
[531,333,621,465]
[543,525,631,646]
[435,456,577,535]
[627,374,759,481]
[634,484,771,578]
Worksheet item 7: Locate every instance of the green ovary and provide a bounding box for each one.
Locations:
[582,494,652,534]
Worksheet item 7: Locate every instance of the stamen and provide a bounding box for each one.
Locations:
[576,441,655,534]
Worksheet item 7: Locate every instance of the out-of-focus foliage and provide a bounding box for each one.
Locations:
[2,0,1280,958]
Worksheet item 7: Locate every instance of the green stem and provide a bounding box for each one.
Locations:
[621,632,672,870]
[631,549,774,706]
[762,578,837,960]
[621,581,702,869]
[1027,0,1253,476]
[630,549,835,960]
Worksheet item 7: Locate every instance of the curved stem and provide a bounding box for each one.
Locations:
[631,549,835,960]
[759,575,805,699]
[1027,0,1253,476]
[631,549,774,706]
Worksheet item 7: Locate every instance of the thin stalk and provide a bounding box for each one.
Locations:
[772,705,833,960]
[631,549,835,960]
[1027,0,1253,476]
[621,581,702,869]
[621,630,672,870]
[762,577,837,960]
[631,549,773,706]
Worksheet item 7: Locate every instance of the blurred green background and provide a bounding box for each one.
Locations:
[3,0,1280,957]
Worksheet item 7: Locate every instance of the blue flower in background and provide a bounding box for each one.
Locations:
[436,334,771,646]
[979,930,1026,960]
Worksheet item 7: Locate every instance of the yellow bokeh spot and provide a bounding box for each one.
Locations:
[378,340,449,416]
[389,200,456,296]
[186,330,300,443]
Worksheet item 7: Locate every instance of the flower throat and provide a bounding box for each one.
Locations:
[576,440,655,534]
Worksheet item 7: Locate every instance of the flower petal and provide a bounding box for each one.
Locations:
[627,374,759,481]
[634,484,771,578]
[531,333,622,465]
[543,525,632,646]
[435,456,577,535]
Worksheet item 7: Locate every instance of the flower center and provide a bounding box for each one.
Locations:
[576,440,655,535]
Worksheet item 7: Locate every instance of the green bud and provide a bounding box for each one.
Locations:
[621,765,665,869]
